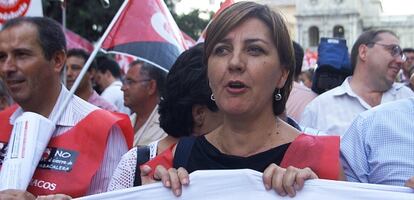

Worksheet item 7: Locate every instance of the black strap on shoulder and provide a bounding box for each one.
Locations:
[133,146,151,187]
[173,136,196,168]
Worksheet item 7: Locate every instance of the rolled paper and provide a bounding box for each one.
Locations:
[0,112,55,190]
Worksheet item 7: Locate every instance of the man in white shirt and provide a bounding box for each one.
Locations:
[94,57,130,114]
[122,60,167,146]
[300,29,414,137]
[0,17,133,199]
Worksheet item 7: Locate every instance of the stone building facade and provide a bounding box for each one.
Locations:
[260,0,414,50]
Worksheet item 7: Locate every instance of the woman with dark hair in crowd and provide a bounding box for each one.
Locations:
[107,43,222,190]
[143,1,342,198]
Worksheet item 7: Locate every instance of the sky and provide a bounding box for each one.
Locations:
[176,0,414,16]
[382,0,414,15]
[175,0,221,15]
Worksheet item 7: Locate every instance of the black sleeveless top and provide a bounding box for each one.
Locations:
[183,136,291,173]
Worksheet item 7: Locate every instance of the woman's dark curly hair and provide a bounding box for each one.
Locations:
[158,43,218,138]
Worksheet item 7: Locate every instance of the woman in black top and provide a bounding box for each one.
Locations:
[146,1,341,198]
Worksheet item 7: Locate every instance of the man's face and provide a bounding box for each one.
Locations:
[121,64,151,110]
[66,56,89,90]
[403,52,414,75]
[365,32,405,90]
[0,23,58,105]
[93,70,107,91]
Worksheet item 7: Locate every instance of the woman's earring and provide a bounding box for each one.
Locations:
[211,94,215,101]
[274,89,282,101]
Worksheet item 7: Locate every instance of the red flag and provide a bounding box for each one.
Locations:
[63,28,94,53]
[197,0,234,43]
[102,0,188,71]
[114,53,137,75]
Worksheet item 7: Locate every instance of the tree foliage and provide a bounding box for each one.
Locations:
[176,9,210,39]
[165,0,211,39]
[42,0,122,42]
[42,0,210,42]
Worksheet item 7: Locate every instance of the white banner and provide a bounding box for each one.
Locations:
[77,169,413,200]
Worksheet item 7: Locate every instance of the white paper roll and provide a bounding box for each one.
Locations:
[0,112,55,190]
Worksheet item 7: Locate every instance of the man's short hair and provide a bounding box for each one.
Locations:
[130,60,167,97]
[67,48,96,71]
[2,17,66,60]
[350,29,397,72]
[96,56,121,78]
[293,41,304,80]
[67,48,89,61]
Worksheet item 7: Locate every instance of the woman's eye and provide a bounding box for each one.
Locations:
[247,46,264,56]
[213,46,229,56]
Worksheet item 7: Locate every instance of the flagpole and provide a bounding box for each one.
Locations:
[52,0,130,124]
[61,0,67,87]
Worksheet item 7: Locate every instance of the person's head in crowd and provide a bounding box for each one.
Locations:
[66,48,95,92]
[66,49,118,111]
[204,1,294,117]
[0,79,12,110]
[292,41,304,82]
[94,56,121,92]
[299,68,314,89]
[0,17,66,115]
[121,60,166,113]
[350,29,405,91]
[159,43,222,138]
[402,48,414,79]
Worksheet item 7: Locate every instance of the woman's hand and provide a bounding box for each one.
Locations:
[36,194,72,200]
[262,164,318,197]
[153,165,189,197]
[405,176,414,189]
[140,164,157,185]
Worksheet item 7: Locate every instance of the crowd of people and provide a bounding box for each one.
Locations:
[0,1,413,199]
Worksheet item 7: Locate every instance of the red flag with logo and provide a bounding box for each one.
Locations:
[64,28,94,53]
[0,0,43,26]
[114,53,137,75]
[102,0,188,71]
[197,0,234,43]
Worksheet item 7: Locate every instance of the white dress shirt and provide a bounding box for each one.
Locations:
[300,76,414,137]
[9,86,128,195]
[130,105,166,146]
[101,80,130,114]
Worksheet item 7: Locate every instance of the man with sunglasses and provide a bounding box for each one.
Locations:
[301,29,414,137]
[121,60,167,146]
